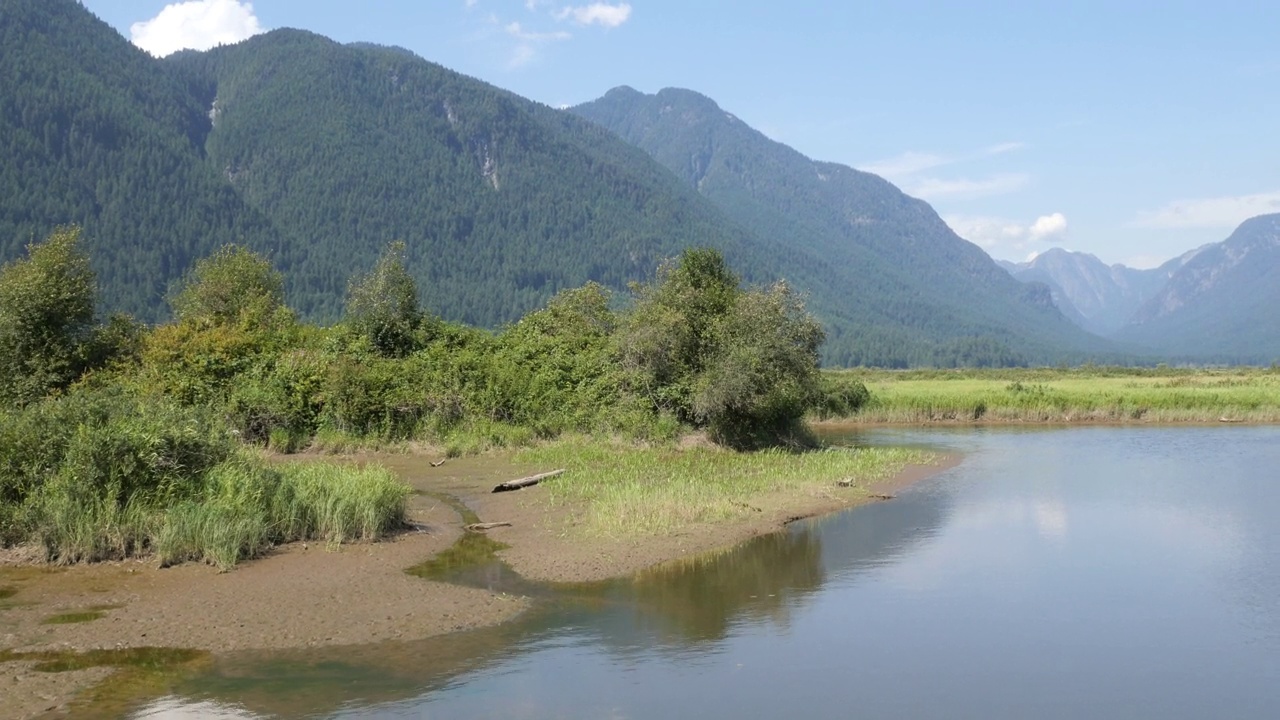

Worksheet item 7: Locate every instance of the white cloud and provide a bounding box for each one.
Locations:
[910,173,1030,201]
[1130,190,1280,229]
[1029,212,1068,240]
[860,142,1029,201]
[859,151,949,180]
[475,1,630,69]
[130,0,263,57]
[555,3,633,27]
[945,212,1068,251]
[983,141,1027,156]
[505,21,571,42]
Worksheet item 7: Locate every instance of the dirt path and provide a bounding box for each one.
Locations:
[0,452,955,718]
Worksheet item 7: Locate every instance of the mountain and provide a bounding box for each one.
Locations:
[1118,214,1280,361]
[2,0,764,328]
[1000,249,1175,335]
[570,86,1113,366]
[2,0,1117,366]
[0,0,276,315]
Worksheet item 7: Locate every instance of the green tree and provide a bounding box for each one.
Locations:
[693,281,824,447]
[168,245,288,329]
[617,248,741,419]
[143,245,294,407]
[0,227,96,406]
[345,241,422,356]
[618,248,825,447]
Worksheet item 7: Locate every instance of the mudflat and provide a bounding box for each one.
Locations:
[0,450,951,718]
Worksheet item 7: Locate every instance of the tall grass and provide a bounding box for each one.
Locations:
[820,367,1280,423]
[515,440,932,538]
[152,457,409,571]
[0,388,410,570]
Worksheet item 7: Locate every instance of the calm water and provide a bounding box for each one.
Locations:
[135,426,1280,719]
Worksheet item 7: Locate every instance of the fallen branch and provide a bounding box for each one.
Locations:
[465,522,512,532]
[868,493,897,501]
[1219,417,1244,423]
[492,468,564,493]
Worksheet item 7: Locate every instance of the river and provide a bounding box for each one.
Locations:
[133,426,1280,719]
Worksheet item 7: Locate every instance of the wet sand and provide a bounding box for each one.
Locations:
[0,451,953,718]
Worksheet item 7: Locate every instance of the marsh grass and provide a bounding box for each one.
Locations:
[824,367,1280,423]
[18,451,408,571]
[515,440,931,538]
[154,456,409,570]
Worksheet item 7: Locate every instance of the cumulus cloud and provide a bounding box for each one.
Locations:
[555,3,633,27]
[945,212,1068,252]
[1029,212,1068,240]
[860,141,1029,201]
[1130,190,1280,229]
[130,0,263,57]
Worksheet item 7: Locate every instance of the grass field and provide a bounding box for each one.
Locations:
[823,366,1280,423]
[515,440,933,538]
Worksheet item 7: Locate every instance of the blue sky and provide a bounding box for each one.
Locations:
[80,1,1280,268]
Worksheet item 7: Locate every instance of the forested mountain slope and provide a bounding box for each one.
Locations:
[571,87,1113,365]
[166,31,774,324]
[1118,214,1280,361]
[3,0,1120,366]
[0,0,276,314]
[1,0,761,327]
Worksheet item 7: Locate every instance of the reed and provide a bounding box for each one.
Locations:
[515,439,932,538]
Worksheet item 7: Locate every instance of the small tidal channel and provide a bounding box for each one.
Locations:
[134,426,1280,719]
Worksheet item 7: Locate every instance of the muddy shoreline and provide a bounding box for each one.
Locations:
[0,451,955,719]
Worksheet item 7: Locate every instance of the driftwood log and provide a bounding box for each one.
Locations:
[1219,417,1244,423]
[492,469,564,493]
[464,522,512,532]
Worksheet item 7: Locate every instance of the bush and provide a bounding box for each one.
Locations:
[344,240,424,357]
[813,374,872,419]
[1,389,235,562]
[168,245,289,330]
[617,249,825,448]
[0,227,97,406]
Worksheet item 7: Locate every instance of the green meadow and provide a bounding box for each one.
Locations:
[823,367,1280,423]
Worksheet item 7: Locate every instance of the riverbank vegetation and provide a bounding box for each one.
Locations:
[822,367,1280,423]
[0,229,831,567]
[518,441,931,537]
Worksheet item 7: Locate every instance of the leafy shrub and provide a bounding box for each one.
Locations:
[617,249,825,448]
[345,240,424,357]
[813,375,873,419]
[0,227,97,406]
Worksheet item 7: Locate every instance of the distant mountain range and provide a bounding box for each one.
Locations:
[2,0,1274,364]
[998,249,1186,336]
[997,214,1280,361]
[570,87,1111,366]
